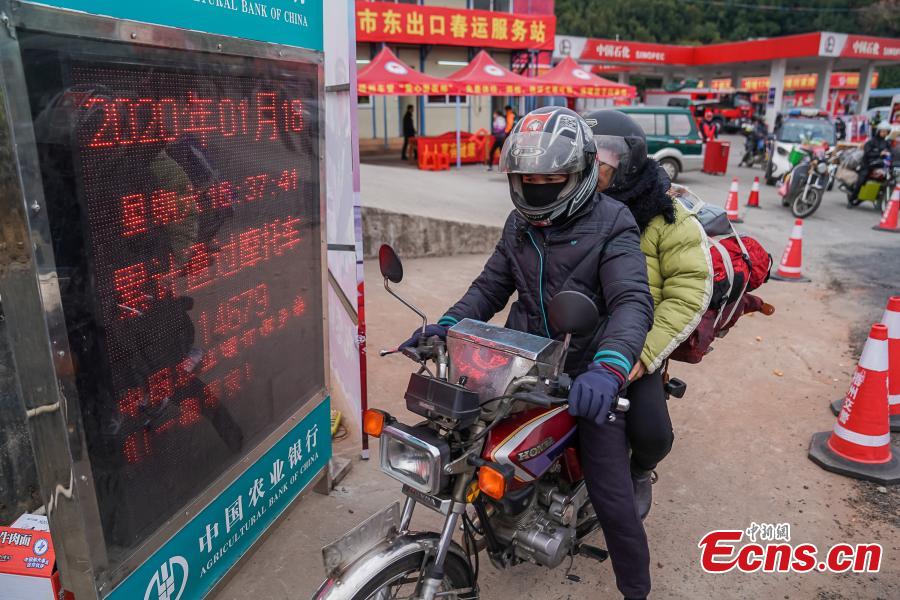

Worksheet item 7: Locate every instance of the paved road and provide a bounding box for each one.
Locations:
[217,137,899,599]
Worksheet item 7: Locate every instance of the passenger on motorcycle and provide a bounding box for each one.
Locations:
[851,121,893,198]
[587,109,712,520]
[402,106,655,600]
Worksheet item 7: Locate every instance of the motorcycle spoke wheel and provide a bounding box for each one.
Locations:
[792,188,822,218]
[366,573,424,600]
[351,552,476,600]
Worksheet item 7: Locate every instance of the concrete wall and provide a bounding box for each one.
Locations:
[362,207,502,259]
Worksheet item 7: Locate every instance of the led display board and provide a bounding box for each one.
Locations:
[18,30,325,572]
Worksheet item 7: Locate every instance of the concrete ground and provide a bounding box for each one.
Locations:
[217,137,899,599]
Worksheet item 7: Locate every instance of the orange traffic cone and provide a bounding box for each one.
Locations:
[725,177,743,222]
[886,297,900,431]
[810,323,900,484]
[746,176,761,208]
[873,186,900,233]
[831,296,900,433]
[770,219,809,282]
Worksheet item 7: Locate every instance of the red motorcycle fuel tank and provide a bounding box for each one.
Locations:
[481,405,577,490]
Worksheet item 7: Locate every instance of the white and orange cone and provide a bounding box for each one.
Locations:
[725,177,743,223]
[770,219,809,282]
[873,186,900,233]
[810,323,900,484]
[831,296,900,433]
[746,176,761,208]
[885,297,900,431]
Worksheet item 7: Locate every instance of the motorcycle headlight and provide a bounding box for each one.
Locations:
[815,162,827,174]
[776,146,788,156]
[379,423,449,494]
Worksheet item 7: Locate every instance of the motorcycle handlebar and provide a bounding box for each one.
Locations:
[512,391,630,413]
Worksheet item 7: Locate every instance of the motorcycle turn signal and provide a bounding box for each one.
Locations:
[363,409,392,438]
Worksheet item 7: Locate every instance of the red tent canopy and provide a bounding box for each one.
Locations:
[448,50,536,96]
[358,47,456,96]
[535,57,636,99]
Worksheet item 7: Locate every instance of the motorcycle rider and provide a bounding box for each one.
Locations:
[851,121,893,199]
[740,116,767,166]
[402,106,655,600]
[586,109,712,519]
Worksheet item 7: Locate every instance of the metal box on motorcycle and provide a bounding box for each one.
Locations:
[446,319,565,404]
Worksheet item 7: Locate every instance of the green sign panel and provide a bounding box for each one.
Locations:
[106,398,331,600]
[26,0,324,51]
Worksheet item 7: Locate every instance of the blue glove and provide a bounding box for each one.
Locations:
[399,324,449,350]
[568,363,622,426]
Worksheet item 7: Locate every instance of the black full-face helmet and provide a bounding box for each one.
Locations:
[499,106,599,226]
[583,109,649,192]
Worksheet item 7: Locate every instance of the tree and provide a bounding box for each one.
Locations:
[555,0,900,92]
[555,0,899,43]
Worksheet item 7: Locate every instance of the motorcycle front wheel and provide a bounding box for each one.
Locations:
[349,552,476,600]
[792,187,822,218]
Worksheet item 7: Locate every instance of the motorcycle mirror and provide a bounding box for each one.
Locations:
[548,291,599,336]
[379,244,404,284]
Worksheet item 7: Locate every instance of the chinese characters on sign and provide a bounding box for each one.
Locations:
[355,1,555,51]
[106,400,331,600]
[21,34,325,559]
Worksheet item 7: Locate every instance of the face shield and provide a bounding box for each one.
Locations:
[595,134,646,191]
[498,130,590,175]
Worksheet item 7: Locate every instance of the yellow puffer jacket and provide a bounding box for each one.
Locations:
[639,199,713,373]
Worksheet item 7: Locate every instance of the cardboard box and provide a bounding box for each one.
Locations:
[0,527,61,600]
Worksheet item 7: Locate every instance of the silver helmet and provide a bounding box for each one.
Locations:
[499,106,599,226]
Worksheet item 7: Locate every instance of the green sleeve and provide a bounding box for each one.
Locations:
[640,215,712,372]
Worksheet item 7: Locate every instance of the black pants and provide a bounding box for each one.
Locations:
[626,370,675,472]
[401,135,414,160]
[487,134,504,165]
[579,415,651,599]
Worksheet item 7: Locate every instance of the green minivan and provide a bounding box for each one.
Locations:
[615,107,704,181]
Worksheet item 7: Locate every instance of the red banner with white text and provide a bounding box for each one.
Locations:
[355,2,555,51]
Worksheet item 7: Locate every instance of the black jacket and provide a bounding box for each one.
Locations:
[403,112,416,137]
[862,135,891,166]
[440,194,653,379]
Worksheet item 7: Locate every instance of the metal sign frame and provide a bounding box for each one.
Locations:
[0,1,329,598]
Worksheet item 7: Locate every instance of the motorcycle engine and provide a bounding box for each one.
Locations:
[488,480,589,569]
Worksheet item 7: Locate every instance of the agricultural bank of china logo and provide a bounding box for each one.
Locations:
[145,556,189,600]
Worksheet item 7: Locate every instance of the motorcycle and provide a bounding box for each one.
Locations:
[738,123,766,168]
[314,246,685,600]
[777,140,830,218]
[843,152,897,213]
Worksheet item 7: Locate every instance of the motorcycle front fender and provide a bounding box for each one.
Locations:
[312,532,472,600]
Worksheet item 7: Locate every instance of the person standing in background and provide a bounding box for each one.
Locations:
[486,110,507,171]
[401,104,416,161]
[504,104,516,135]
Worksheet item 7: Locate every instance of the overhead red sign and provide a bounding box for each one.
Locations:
[355,1,555,51]
[580,38,693,65]
[834,34,900,60]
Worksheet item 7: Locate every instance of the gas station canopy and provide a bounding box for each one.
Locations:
[555,32,900,73]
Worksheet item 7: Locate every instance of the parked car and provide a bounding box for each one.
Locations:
[765,109,836,185]
[613,106,704,181]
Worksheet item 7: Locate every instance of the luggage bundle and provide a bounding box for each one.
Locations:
[668,184,774,363]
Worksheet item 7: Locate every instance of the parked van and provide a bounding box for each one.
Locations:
[614,106,704,181]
